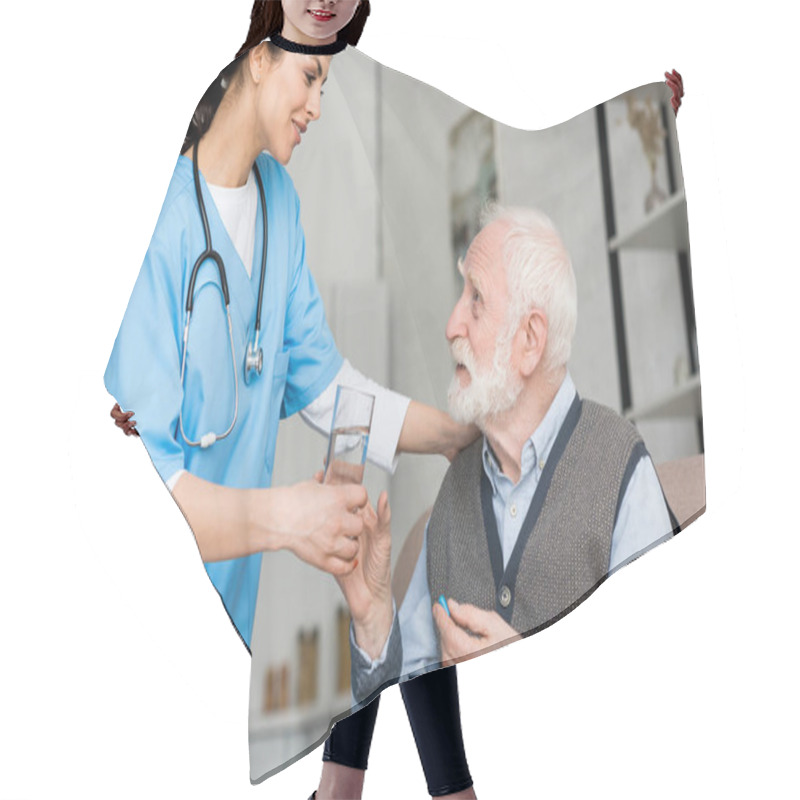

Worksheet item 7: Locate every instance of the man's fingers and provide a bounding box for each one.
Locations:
[376,491,391,528]
[447,600,489,636]
[433,604,480,658]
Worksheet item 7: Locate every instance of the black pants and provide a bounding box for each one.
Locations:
[323,666,473,797]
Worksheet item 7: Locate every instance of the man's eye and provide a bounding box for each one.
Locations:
[472,290,481,303]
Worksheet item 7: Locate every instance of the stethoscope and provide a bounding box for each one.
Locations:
[178,143,269,449]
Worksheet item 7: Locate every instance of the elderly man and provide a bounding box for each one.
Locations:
[338,206,675,699]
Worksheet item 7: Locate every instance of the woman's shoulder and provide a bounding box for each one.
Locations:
[254,152,299,199]
[160,155,197,212]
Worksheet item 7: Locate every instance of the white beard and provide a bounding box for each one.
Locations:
[447,333,522,428]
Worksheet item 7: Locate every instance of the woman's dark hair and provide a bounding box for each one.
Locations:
[236,0,371,57]
[181,42,284,154]
[182,2,371,154]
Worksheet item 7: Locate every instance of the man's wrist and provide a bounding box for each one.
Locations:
[353,598,394,660]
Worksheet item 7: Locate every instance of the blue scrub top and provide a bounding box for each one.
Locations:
[105,153,343,646]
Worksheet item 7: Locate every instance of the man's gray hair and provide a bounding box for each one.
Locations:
[481,204,577,371]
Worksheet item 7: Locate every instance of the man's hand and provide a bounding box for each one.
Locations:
[336,492,394,660]
[433,599,520,665]
[110,403,139,436]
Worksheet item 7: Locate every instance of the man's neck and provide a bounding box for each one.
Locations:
[482,367,566,484]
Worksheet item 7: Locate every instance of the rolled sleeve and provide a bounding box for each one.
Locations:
[299,360,410,474]
[349,606,403,703]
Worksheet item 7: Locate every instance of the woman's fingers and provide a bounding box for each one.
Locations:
[340,508,366,539]
[326,555,361,576]
[342,483,368,513]
[665,68,684,116]
[111,403,139,435]
[333,534,360,561]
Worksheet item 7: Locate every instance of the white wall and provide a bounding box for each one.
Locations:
[250,50,702,775]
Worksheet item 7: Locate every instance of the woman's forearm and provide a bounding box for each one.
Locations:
[171,472,282,562]
[397,400,478,461]
[171,471,369,571]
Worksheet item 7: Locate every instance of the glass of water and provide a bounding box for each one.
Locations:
[323,386,375,485]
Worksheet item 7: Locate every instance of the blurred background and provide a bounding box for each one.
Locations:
[249,47,701,779]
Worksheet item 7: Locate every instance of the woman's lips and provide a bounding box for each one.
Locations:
[308,9,335,22]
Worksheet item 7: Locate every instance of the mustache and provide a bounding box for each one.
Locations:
[450,338,475,371]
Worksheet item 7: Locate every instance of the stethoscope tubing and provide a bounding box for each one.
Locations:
[178,142,268,448]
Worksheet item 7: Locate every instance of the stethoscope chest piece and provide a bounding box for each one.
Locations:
[244,340,263,385]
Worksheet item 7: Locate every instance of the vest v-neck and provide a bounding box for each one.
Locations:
[480,393,584,621]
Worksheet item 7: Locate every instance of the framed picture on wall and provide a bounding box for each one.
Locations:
[449,110,498,265]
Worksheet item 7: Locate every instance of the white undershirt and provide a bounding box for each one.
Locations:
[166,177,410,490]
[207,172,258,278]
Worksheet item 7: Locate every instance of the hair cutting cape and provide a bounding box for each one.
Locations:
[105,43,703,784]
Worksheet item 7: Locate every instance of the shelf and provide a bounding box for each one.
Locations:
[610,189,689,252]
[250,692,353,738]
[625,374,702,422]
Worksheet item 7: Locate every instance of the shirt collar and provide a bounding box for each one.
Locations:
[482,372,577,492]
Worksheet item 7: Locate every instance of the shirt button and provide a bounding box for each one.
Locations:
[510,504,517,518]
[499,586,512,608]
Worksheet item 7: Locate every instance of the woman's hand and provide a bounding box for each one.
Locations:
[336,492,394,660]
[398,401,480,462]
[110,403,138,436]
[665,69,684,116]
[443,421,480,463]
[274,480,369,576]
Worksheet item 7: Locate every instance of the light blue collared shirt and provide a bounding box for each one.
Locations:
[351,373,674,693]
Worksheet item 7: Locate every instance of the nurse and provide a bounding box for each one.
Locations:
[105,32,476,656]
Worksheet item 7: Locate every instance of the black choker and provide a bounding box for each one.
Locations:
[268,32,347,55]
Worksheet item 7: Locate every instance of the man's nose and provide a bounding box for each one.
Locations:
[445,300,466,342]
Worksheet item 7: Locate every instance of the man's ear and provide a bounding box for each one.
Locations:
[518,308,547,377]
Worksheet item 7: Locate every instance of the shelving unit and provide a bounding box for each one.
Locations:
[625,373,701,422]
[609,189,689,252]
[250,691,353,738]
[595,95,703,448]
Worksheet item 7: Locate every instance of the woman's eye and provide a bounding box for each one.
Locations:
[305,72,315,86]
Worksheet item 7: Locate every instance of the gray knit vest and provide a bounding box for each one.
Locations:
[427,396,648,635]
